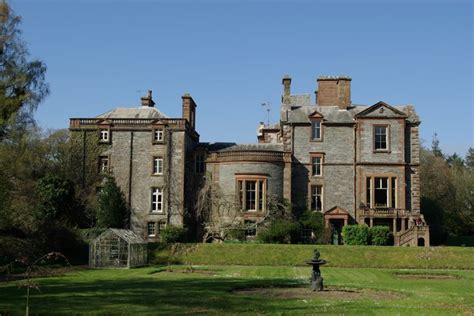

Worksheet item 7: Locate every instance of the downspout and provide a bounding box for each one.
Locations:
[128,131,134,210]
[353,123,357,224]
[82,130,86,188]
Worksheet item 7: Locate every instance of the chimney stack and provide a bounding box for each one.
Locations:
[141,90,155,107]
[182,93,197,130]
[281,75,291,105]
[316,76,351,109]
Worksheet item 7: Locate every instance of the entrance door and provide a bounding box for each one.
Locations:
[330,219,344,245]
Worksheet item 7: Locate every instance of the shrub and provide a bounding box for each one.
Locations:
[161,226,187,243]
[342,225,369,245]
[257,219,300,244]
[369,226,391,246]
[226,227,246,242]
[299,210,324,243]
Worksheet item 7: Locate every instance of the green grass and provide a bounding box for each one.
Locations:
[150,243,474,269]
[0,265,473,315]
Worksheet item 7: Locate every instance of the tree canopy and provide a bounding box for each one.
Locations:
[0,1,49,137]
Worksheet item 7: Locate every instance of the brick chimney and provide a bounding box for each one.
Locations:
[316,76,351,109]
[182,93,196,130]
[141,90,155,107]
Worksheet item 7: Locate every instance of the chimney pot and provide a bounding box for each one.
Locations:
[141,90,155,107]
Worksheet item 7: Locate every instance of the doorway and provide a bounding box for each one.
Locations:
[330,219,344,245]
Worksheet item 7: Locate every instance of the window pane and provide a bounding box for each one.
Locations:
[375,126,387,150]
[374,177,388,207]
[257,180,264,211]
[312,157,321,176]
[246,181,256,211]
[312,121,321,140]
[311,185,322,211]
[391,177,396,208]
[366,177,371,207]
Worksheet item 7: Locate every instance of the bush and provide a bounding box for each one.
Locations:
[299,210,324,243]
[342,225,369,245]
[257,219,300,244]
[161,226,187,243]
[226,227,246,242]
[369,226,391,246]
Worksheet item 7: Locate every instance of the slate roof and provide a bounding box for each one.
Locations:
[286,104,419,124]
[197,142,284,152]
[96,106,168,119]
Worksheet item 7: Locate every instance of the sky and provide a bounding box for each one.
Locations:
[11,0,473,156]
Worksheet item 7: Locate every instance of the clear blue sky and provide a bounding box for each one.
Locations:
[12,0,473,155]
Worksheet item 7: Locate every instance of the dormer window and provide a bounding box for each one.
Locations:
[311,120,321,141]
[99,129,109,143]
[374,125,389,151]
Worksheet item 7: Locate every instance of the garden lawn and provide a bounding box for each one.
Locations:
[0,265,473,315]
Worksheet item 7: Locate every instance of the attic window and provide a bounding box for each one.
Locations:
[374,125,388,151]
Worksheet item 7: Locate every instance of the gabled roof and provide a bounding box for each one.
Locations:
[354,101,407,118]
[308,110,324,119]
[324,206,350,216]
[96,229,146,244]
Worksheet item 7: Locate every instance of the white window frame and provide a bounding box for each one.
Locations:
[153,157,163,175]
[311,185,323,211]
[147,222,156,237]
[237,177,267,212]
[311,156,322,176]
[311,120,321,140]
[366,176,397,208]
[99,156,109,173]
[99,129,109,142]
[151,187,163,213]
[154,128,164,143]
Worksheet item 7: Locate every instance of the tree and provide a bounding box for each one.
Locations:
[465,148,474,170]
[35,174,78,226]
[431,133,443,158]
[0,1,49,137]
[96,175,129,229]
[446,153,464,169]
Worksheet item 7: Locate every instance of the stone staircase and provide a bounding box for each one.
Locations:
[395,225,430,247]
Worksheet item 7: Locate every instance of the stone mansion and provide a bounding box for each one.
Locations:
[69,75,429,246]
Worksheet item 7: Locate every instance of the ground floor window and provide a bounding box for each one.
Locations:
[366,176,397,208]
[237,177,266,212]
[147,222,156,237]
[244,220,257,237]
[310,185,323,211]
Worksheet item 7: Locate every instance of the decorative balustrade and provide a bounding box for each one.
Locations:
[358,208,410,218]
[216,151,285,158]
[69,118,186,129]
[398,226,415,246]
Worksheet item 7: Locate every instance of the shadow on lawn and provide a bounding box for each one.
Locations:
[0,275,312,314]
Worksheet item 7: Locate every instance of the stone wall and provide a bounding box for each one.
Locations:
[357,118,405,164]
[291,124,355,215]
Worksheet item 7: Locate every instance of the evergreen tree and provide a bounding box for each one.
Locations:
[431,133,443,158]
[96,175,129,228]
[466,148,474,170]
